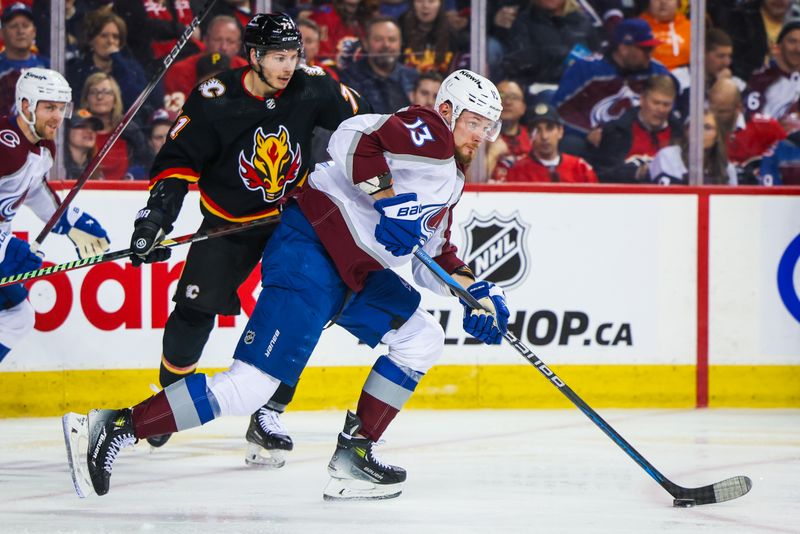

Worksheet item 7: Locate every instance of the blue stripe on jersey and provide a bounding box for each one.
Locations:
[372,355,420,391]
[164,374,215,431]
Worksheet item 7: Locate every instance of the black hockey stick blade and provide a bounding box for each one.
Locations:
[667,476,752,506]
[0,215,277,288]
[32,0,220,250]
[413,247,752,506]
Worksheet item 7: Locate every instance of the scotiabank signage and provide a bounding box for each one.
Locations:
[10,188,708,370]
[27,260,261,332]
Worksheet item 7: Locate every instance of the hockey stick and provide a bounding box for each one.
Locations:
[31,0,220,252]
[413,248,752,507]
[1,215,277,288]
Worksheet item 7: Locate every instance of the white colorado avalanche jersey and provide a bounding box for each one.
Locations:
[0,116,60,236]
[296,106,467,295]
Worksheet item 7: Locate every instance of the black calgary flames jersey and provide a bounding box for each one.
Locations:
[149,65,368,222]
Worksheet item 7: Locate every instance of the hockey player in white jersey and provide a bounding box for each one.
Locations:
[63,69,510,501]
[0,68,110,362]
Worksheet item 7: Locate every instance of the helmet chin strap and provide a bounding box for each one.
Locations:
[20,105,42,143]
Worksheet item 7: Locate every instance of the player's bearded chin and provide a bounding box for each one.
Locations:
[454,144,475,166]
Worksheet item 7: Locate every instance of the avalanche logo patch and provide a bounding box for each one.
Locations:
[239,125,302,203]
[590,85,638,128]
[461,211,530,290]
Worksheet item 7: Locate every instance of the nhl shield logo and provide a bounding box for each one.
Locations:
[461,211,530,290]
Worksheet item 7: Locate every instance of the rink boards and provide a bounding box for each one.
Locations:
[1,183,798,416]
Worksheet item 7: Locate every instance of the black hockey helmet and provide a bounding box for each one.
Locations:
[244,13,302,57]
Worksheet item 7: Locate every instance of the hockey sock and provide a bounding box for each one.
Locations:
[131,373,218,439]
[159,355,199,388]
[265,381,298,413]
[0,343,9,363]
[356,355,423,441]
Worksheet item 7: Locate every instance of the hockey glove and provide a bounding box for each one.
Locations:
[373,193,423,257]
[52,207,111,259]
[0,232,43,277]
[130,207,171,267]
[460,280,510,345]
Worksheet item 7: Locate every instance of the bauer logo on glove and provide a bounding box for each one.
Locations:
[460,280,510,345]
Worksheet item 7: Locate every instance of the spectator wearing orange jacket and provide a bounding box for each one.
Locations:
[503,103,598,183]
[640,0,691,70]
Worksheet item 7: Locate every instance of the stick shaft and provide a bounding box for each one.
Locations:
[2,215,277,288]
[32,0,220,249]
[413,248,675,491]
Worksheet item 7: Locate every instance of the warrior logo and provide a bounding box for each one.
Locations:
[461,211,530,290]
[239,125,302,203]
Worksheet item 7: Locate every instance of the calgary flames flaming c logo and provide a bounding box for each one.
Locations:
[239,125,302,203]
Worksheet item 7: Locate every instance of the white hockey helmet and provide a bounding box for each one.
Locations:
[16,68,73,134]
[434,69,503,142]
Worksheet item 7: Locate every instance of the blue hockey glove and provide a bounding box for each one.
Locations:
[373,193,423,257]
[460,280,510,345]
[52,206,110,259]
[0,233,42,277]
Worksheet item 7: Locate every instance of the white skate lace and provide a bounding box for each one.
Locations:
[103,433,136,474]
[366,440,392,470]
[258,408,288,437]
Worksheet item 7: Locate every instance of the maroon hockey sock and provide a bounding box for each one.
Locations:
[131,390,178,439]
[355,356,422,441]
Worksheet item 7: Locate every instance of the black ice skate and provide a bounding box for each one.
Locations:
[323,411,406,501]
[63,409,136,497]
[244,406,293,468]
[146,433,172,449]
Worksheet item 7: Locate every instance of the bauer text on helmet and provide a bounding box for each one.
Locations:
[435,69,503,141]
[15,68,74,142]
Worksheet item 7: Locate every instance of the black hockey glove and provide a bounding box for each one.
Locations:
[130,207,171,267]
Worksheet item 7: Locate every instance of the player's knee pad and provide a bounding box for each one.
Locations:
[207,360,281,417]
[162,303,216,369]
[0,300,35,351]
[383,307,444,374]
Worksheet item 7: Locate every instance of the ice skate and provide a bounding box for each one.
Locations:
[244,406,293,468]
[323,411,406,501]
[86,408,137,496]
[147,433,172,449]
[62,412,93,498]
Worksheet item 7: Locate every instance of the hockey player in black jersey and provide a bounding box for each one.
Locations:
[128,13,369,465]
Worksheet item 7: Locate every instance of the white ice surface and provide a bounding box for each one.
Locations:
[0,409,798,534]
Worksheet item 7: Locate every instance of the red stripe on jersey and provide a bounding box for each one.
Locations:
[199,189,279,222]
[350,106,453,185]
[149,167,200,186]
[297,187,383,292]
[131,390,178,439]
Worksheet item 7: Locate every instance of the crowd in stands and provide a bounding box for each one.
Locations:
[2,0,800,185]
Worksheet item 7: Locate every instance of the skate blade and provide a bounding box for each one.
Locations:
[244,442,286,469]
[322,477,403,501]
[62,413,94,498]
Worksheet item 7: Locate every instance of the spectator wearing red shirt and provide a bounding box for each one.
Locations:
[310,0,375,63]
[80,72,148,180]
[590,74,681,183]
[503,103,598,183]
[164,15,248,112]
[489,80,532,181]
[710,78,787,183]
